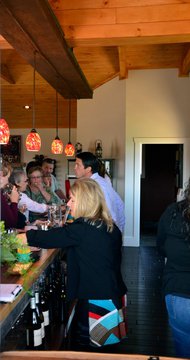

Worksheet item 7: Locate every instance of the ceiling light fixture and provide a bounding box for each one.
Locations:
[0,51,10,145]
[25,51,41,152]
[51,90,63,154]
[64,100,75,157]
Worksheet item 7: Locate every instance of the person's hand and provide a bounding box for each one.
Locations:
[16,233,28,246]
[43,175,52,187]
[19,204,27,213]
[8,185,19,203]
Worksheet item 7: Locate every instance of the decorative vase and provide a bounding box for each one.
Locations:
[17,247,31,263]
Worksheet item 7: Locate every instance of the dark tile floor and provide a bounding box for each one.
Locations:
[118,244,176,357]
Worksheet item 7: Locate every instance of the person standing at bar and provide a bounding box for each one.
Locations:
[41,158,67,201]
[17,178,127,350]
[74,152,125,233]
[157,177,190,358]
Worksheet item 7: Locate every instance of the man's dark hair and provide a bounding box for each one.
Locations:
[42,158,55,166]
[76,152,100,174]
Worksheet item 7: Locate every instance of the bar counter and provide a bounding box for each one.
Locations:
[1,351,184,360]
[0,248,59,343]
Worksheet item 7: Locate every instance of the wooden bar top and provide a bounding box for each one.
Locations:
[0,248,59,341]
[1,351,186,360]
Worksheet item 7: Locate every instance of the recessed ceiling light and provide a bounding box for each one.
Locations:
[23,105,31,110]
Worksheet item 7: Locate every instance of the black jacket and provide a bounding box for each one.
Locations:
[27,218,127,302]
[157,201,190,298]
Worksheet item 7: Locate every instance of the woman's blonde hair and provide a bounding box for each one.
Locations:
[0,160,12,176]
[70,178,114,232]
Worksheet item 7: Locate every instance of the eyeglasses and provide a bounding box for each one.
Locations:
[29,176,42,179]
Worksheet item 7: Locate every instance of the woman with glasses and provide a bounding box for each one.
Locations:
[9,168,49,224]
[24,166,61,223]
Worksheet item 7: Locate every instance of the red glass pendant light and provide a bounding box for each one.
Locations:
[26,128,41,151]
[0,118,10,145]
[51,91,63,154]
[26,51,41,152]
[64,100,75,157]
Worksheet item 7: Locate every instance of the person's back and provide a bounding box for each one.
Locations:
[157,178,190,358]
[74,152,125,233]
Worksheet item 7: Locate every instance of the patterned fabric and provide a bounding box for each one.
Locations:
[88,296,127,347]
[65,295,127,348]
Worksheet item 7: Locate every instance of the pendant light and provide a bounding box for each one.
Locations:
[0,52,10,145]
[51,90,63,154]
[64,100,75,157]
[25,51,41,151]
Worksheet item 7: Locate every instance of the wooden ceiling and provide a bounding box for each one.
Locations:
[0,0,190,129]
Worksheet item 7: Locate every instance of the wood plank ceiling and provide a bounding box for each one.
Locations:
[0,0,190,129]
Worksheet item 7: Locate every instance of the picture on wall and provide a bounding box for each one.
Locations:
[1,135,21,163]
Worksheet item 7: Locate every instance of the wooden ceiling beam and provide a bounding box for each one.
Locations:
[0,0,93,99]
[118,47,128,80]
[179,47,190,76]
[0,64,15,84]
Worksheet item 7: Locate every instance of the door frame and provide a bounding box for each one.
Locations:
[133,137,190,247]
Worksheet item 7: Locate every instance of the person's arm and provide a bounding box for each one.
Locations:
[17,221,81,249]
[55,188,67,201]
[19,193,48,214]
[1,192,18,229]
[157,209,169,256]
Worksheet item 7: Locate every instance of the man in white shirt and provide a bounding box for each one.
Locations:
[74,152,125,233]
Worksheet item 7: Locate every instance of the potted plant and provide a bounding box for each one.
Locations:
[0,221,31,266]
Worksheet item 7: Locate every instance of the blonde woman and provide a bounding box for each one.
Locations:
[18,178,127,350]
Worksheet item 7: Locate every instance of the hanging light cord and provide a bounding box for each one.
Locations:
[32,51,36,129]
[56,90,58,137]
[68,99,71,142]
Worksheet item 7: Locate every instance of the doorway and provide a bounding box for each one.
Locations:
[140,144,183,245]
[132,137,190,247]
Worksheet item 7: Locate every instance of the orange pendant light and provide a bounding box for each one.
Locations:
[26,128,41,151]
[51,91,63,154]
[26,51,41,152]
[64,100,75,157]
[0,118,10,145]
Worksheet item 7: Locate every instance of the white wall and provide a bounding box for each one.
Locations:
[77,77,126,199]
[124,69,190,246]
[10,128,77,193]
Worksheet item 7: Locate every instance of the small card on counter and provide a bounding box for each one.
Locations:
[0,284,23,303]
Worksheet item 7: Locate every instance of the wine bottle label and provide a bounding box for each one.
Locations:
[26,328,42,347]
[41,322,45,338]
[26,329,29,346]
[34,328,42,347]
[43,310,49,326]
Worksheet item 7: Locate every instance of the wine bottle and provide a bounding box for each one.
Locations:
[35,290,45,340]
[58,272,67,324]
[26,296,42,349]
[40,289,50,328]
[39,273,50,328]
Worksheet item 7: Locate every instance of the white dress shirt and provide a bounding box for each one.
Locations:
[91,173,125,233]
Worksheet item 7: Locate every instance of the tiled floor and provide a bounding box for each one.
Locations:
[118,245,176,357]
